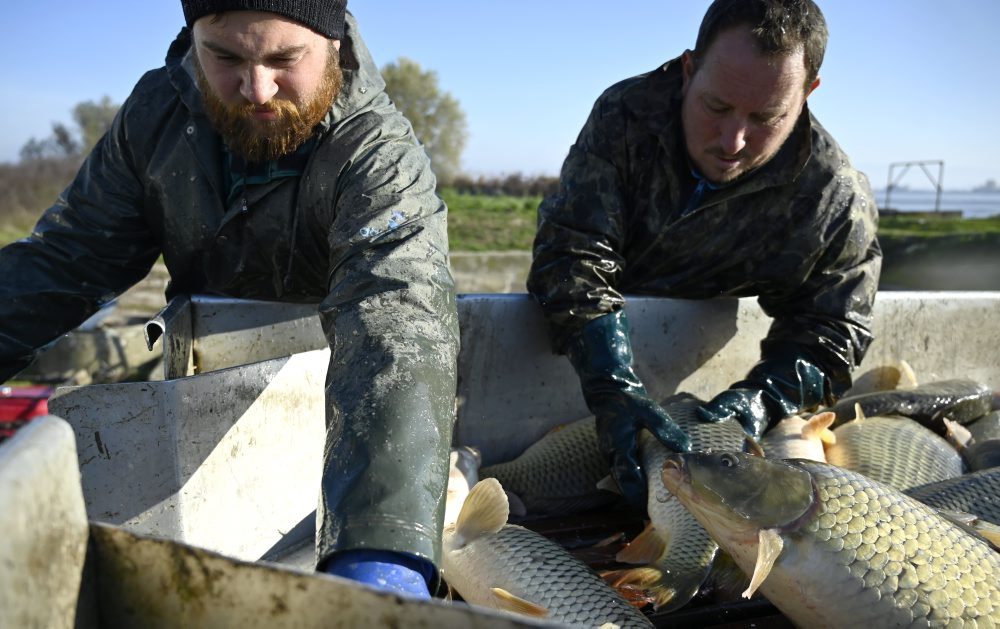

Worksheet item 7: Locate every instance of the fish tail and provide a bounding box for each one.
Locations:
[601,566,676,610]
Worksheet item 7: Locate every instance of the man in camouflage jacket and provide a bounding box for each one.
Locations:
[0,2,458,598]
[528,0,881,508]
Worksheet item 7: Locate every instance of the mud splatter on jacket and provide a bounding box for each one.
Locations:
[0,14,459,570]
[527,57,881,396]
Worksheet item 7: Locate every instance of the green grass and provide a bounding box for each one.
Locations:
[4,195,998,252]
[878,213,1000,238]
[442,188,541,251]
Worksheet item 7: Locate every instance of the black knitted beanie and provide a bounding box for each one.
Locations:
[181,0,347,39]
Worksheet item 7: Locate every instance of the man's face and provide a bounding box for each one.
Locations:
[680,27,818,185]
[192,10,342,163]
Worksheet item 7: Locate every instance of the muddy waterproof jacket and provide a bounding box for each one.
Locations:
[527,57,881,396]
[0,14,459,570]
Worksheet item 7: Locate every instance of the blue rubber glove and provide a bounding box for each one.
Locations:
[566,310,692,510]
[697,355,829,439]
[322,549,435,599]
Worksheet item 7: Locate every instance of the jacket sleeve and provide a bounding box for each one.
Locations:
[0,103,161,382]
[313,112,459,570]
[526,96,631,354]
[757,166,882,398]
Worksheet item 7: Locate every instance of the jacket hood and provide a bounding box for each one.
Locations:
[164,11,385,131]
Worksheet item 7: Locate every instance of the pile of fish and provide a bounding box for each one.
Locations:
[441,364,1000,626]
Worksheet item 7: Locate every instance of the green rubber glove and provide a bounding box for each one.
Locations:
[566,310,692,509]
[696,355,829,439]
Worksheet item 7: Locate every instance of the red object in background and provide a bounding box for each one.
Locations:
[0,385,54,440]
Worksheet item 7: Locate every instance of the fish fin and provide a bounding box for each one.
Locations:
[978,527,1000,550]
[601,567,675,610]
[615,522,668,564]
[489,587,548,617]
[897,359,918,389]
[742,528,783,599]
[745,436,766,457]
[453,478,508,548]
[943,418,973,449]
[596,474,622,494]
[853,403,867,422]
[802,412,836,443]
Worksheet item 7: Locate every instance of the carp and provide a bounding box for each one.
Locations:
[441,477,653,628]
[824,379,994,432]
[905,466,1000,527]
[661,451,1000,627]
[605,394,753,612]
[479,415,619,517]
[824,407,965,490]
[760,412,836,462]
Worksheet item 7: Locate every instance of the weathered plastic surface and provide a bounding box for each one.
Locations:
[78,523,560,629]
[129,292,1000,465]
[49,350,328,562]
[0,416,88,629]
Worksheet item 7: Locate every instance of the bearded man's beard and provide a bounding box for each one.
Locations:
[195,45,343,163]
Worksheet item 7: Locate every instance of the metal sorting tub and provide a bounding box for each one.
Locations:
[19,292,1000,625]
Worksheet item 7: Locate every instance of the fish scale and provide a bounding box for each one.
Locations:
[905,466,1000,525]
[480,415,617,516]
[442,478,653,628]
[611,394,749,612]
[793,460,1000,625]
[663,452,1000,627]
[825,415,965,490]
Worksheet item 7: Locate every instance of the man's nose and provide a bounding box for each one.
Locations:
[240,65,279,105]
[718,119,747,156]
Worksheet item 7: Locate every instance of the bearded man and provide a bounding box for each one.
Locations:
[528,0,882,509]
[0,1,458,599]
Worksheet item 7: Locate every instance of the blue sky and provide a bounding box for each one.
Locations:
[5,1,999,190]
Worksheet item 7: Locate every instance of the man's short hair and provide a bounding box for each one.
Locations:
[693,0,828,88]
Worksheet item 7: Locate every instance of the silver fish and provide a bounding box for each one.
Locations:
[760,412,836,462]
[661,451,1000,627]
[824,410,965,490]
[479,416,619,517]
[905,466,1000,527]
[825,379,994,432]
[605,394,752,613]
[441,478,653,628]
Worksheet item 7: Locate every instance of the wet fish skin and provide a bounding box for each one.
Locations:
[963,411,1000,471]
[905,466,1000,526]
[609,394,750,613]
[824,414,965,490]
[442,478,653,628]
[661,451,1000,627]
[825,379,994,432]
[760,412,835,462]
[480,415,619,517]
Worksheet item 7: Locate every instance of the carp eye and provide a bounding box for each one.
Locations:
[719,453,740,468]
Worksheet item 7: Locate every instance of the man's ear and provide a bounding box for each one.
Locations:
[681,50,696,91]
[805,76,820,98]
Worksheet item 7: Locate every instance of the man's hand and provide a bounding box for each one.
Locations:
[697,356,829,440]
[567,310,691,510]
[594,392,691,508]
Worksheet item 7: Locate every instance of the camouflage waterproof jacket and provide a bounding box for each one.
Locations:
[0,14,459,571]
[527,57,882,396]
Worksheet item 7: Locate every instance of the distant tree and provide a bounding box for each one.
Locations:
[19,96,119,162]
[381,57,467,186]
